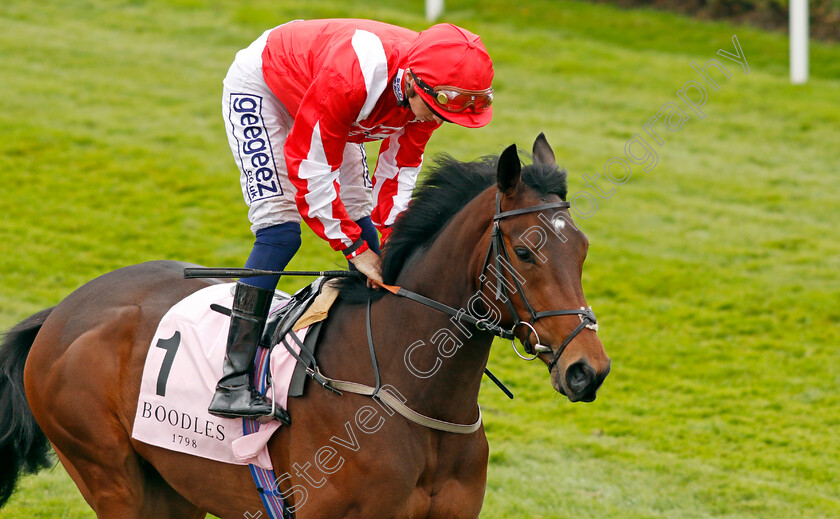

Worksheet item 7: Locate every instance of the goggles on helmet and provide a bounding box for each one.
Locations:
[412,73,494,114]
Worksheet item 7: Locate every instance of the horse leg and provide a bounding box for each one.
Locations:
[138,461,208,519]
[52,444,94,509]
[54,442,204,518]
[49,428,204,518]
[25,303,205,518]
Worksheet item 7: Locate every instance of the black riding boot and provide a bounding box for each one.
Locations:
[208,282,291,425]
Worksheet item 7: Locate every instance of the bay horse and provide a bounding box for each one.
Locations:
[0,134,610,518]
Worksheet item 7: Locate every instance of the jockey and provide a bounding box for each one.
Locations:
[208,19,495,422]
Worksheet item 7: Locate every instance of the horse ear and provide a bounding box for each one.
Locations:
[532,132,556,167]
[497,144,521,195]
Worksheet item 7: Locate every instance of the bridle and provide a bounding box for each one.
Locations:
[378,190,598,374]
[478,192,598,373]
[274,188,600,435]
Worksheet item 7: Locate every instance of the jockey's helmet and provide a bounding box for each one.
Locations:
[407,23,494,128]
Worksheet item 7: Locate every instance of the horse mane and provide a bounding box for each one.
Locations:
[337,151,568,304]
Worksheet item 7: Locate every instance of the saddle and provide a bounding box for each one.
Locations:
[261,277,333,397]
[260,277,326,348]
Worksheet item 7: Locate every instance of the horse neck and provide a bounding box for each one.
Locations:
[383,189,496,421]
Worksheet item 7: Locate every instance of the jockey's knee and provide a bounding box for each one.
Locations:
[243,222,302,289]
[255,222,303,255]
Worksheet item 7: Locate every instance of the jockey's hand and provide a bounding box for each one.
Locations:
[349,249,383,287]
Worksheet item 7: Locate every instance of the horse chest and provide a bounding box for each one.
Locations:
[422,479,485,519]
[405,433,489,519]
[322,429,487,518]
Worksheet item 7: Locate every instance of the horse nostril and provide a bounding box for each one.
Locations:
[565,361,596,395]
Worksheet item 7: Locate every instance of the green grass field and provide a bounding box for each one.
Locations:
[1,0,839,517]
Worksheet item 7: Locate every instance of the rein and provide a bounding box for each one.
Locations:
[185,190,599,434]
[372,282,515,340]
[283,191,600,434]
[281,300,482,434]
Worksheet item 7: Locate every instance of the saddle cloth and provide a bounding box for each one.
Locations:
[131,281,336,470]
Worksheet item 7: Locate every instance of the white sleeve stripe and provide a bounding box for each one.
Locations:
[298,122,329,179]
[386,163,421,226]
[371,131,400,210]
[351,30,389,121]
[375,133,401,180]
[299,122,352,245]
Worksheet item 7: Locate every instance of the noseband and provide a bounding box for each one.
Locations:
[480,192,598,373]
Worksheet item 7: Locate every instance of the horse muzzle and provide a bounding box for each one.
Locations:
[552,358,611,402]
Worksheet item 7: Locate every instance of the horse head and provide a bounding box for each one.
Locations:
[480,133,611,402]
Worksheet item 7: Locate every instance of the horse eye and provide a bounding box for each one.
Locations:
[514,247,534,263]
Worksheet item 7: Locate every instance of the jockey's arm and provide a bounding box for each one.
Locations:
[370,122,437,244]
[284,72,371,260]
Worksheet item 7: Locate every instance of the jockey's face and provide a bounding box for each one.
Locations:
[405,71,444,125]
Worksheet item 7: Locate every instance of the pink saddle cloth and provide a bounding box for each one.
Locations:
[131,283,303,470]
